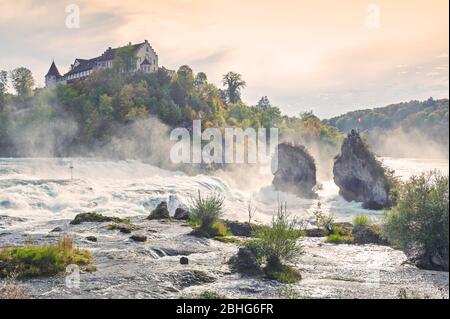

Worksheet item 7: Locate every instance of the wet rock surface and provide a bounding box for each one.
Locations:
[148,202,170,220]
[405,245,449,272]
[0,217,448,299]
[174,208,190,220]
[352,225,388,245]
[272,143,317,198]
[333,131,394,209]
[224,220,259,237]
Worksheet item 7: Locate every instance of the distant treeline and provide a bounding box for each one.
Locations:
[324,98,449,157]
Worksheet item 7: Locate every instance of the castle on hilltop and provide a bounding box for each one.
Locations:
[45,40,162,88]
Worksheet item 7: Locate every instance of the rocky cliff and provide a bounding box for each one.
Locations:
[272,143,317,198]
[333,131,394,209]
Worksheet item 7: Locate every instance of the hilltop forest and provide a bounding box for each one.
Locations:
[0,62,342,167]
[324,98,449,157]
[1,58,448,163]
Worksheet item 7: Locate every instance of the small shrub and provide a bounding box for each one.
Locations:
[312,202,334,233]
[245,202,302,283]
[0,236,93,278]
[382,172,449,260]
[189,191,225,237]
[249,206,302,268]
[353,214,372,228]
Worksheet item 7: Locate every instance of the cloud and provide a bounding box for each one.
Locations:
[0,0,448,117]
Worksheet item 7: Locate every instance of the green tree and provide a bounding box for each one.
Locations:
[10,67,34,99]
[222,72,246,103]
[257,96,271,109]
[382,172,449,269]
[194,72,208,88]
[114,44,137,73]
[177,65,195,90]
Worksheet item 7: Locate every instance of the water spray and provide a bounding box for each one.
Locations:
[69,162,74,180]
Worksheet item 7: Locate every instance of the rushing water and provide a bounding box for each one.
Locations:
[0,157,448,299]
[0,157,448,227]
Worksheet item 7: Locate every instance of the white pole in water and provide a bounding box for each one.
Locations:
[69,162,74,180]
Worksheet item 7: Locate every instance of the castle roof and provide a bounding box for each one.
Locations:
[65,57,100,77]
[64,41,157,77]
[45,61,61,78]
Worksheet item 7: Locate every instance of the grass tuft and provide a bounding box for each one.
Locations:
[0,236,94,278]
[352,214,372,228]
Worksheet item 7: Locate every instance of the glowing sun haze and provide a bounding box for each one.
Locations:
[0,0,448,117]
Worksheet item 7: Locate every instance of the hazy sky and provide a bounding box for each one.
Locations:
[0,0,448,118]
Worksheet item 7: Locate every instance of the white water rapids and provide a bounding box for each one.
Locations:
[0,157,448,299]
[0,157,448,227]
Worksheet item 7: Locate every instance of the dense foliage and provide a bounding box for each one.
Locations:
[0,64,343,159]
[382,172,449,262]
[324,98,449,155]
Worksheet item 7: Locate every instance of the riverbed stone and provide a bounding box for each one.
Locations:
[130,235,147,242]
[148,202,170,220]
[174,208,190,220]
[86,236,98,242]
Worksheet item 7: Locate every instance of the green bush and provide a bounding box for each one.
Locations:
[382,172,449,255]
[245,203,302,282]
[189,191,225,237]
[0,236,93,278]
[352,214,372,228]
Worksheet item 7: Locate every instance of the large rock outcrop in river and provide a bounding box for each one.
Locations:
[272,143,317,198]
[333,130,394,209]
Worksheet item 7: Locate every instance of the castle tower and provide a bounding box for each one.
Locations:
[45,61,61,88]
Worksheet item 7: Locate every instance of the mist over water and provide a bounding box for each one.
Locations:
[0,156,448,231]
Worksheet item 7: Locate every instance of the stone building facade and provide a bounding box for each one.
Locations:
[45,40,159,88]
